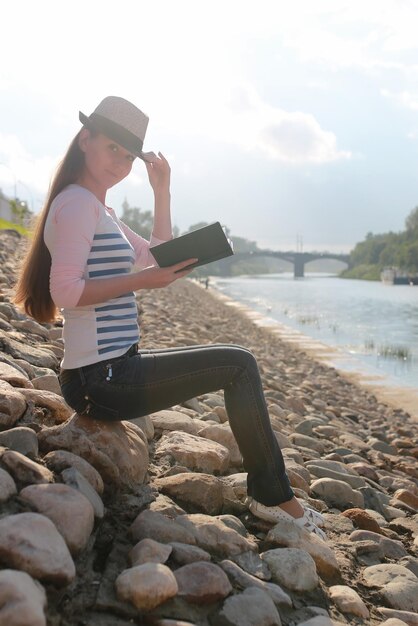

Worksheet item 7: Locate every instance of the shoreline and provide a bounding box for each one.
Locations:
[204,280,418,421]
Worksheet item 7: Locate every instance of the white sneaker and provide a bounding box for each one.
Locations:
[297,499,325,528]
[248,498,327,541]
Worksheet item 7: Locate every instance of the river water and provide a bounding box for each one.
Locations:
[212,274,418,398]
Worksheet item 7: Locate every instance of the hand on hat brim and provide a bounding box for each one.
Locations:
[141,151,158,163]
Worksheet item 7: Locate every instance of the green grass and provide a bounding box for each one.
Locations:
[0,217,29,236]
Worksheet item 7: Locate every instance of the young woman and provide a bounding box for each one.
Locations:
[14,96,326,539]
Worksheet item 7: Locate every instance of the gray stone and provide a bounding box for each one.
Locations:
[174,561,232,604]
[129,538,172,566]
[129,414,154,440]
[220,559,292,607]
[32,375,61,395]
[169,541,211,565]
[212,587,282,626]
[305,464,366,489]
[1,450,53,485]
[61,467,104,518]
[0,361,32,388]
[363,564,418,612]
[0,380,26,427]
[0,330,58,368]
[154,472,224,515]
[155,430,230,473]
[19,483,95,555]
[0,513,75,585]
[310,477,364,509]
[17,388,72,422]
[175,513,256,557]
[42,449,104,494]
[116,563,178,611]
[261,548,319,591]
[349,529,407,559]
[197,423,242,466]
[150,409,201,435]
[328,584,369,619]
[266,518,339,579]
[130,509,196,545]
[0,427,38,458]
[377,607,418,625]
[230,550,271,580]
[0,569,47,626]
[0,467,17,503]
[149,493,186,517]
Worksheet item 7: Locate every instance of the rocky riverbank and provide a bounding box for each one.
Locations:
[0,229,417,626]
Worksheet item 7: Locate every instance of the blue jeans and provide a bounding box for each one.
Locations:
[59,343,294,506]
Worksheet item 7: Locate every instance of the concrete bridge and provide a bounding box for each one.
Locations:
[232,250,351,278]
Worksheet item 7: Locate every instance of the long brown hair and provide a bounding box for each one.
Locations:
[13,130,87,323]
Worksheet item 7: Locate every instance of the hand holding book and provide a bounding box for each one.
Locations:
[150,222,234,271]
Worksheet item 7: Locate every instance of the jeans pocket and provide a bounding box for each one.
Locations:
[60,383,88,415]
[83,390,120,421]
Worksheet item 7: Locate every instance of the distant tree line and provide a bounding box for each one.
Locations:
[341,206,418,280]
[121,200,284,276]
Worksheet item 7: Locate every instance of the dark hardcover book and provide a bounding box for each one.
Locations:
[150,222,234,270]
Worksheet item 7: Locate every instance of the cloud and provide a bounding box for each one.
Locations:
[381,88,418,111]
[0,133,57,207]
[224,85,351,164]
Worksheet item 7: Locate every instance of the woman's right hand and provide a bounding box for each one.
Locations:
[135,258,198,289]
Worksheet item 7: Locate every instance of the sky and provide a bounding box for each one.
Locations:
[1,0,418,253]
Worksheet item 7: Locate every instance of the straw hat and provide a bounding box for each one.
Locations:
[79,96,155,162]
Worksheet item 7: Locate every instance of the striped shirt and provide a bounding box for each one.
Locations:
[44,184,166,369]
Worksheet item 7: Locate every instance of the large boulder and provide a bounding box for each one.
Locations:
[37,414,149,488]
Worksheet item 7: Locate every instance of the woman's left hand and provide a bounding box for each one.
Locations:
[145,152,171,195]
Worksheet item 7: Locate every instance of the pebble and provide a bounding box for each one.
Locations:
[0,426,38,457]
[220,559,292,607]
[19,483,95,555]
[0,467,17,502]
[197,422,242,465]
[261,548,319,591]
[154,472,225,515]
[310,477,364,509]
[150,409,202,435]
[341,507,383,533]
[0,569,47,626]
[363,564,418,612]
[32,374,61,395]
[174,561,232,604]
[129,538,172,566]
[1,450,53,485]
[130,509,197,545]
[175,513,257,557]
[230,550,271,580]
[349,529,407,559]
[61,467,104,518]
[0,361,32,387]
[115,563,178,611]
[305,462,366,489]
[168,541,211,565]
[0,380,26,427]
[213,587,282,626]
[155,430,230,473]
[42,449,104,494]
[377,607,418,625]
[266,518,340,579]
[0,513,75,585]
[328,584,369,619]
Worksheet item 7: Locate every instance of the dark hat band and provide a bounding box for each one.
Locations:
[79,111,144,158]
